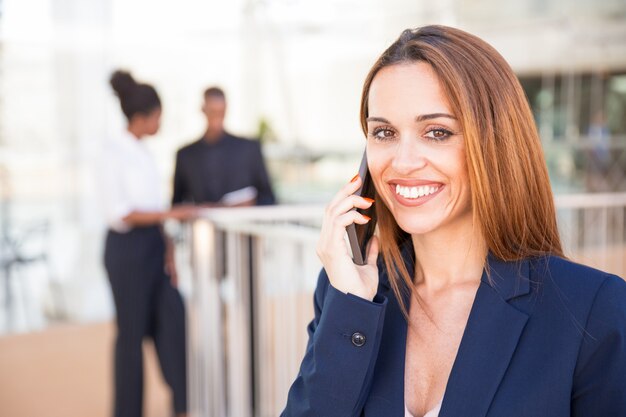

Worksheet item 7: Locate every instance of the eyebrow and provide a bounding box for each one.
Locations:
[366,113,457,123]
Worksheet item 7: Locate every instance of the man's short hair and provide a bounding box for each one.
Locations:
[204,86,226,101]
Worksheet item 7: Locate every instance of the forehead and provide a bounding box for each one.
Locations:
[204,96,226,108]
[368,62,453,118]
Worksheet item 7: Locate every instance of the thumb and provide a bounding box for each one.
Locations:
[366,235,380,266]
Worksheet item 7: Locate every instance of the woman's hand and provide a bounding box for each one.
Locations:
[168,204,200,221]
[316,175,379,301]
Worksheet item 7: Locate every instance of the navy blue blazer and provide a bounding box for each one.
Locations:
[282,243,626,416]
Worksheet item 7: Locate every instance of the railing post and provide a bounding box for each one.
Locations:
[188,219,227,417]
[224,231,253,417]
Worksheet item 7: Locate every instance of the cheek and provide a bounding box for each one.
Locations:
[430,146,467,182]
[150,118,160,133]
[444,151,472,210]
[451,151,469,187]
[366,147,393,201]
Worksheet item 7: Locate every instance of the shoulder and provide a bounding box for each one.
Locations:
[102,134,131,162]
[176,139,203,156]
[529,255,626,325]
[588,272,626,326]
[226,133,262,150]
[531,255,623,296]
[569,263,626,405]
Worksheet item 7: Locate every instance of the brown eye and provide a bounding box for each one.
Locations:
[424,128,453,141]
[370,127,396,141]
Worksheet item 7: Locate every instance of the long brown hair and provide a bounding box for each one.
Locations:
[360,25,563,317]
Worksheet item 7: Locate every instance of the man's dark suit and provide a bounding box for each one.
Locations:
[172,132,275,205]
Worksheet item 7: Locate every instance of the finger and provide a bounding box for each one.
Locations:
[327,195,374,219]
[319,210,370,245]
[332,210,371,230]
[327,175,363,208]
[366,235,380,266]
[326,212,371,246]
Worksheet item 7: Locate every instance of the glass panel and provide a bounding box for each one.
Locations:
[520,71,626,193]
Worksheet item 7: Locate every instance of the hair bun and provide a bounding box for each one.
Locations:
[110,70,137,99]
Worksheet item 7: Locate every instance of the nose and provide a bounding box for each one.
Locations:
[390,136,427,174]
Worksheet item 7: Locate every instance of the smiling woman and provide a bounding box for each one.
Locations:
[282,25,626,417]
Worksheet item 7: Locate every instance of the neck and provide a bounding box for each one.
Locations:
[203,128,223,143]
[411,214,487,292]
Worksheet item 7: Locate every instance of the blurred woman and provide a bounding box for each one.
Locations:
[101,70,192,417]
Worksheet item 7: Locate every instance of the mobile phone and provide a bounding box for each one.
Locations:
[346,150,377,265]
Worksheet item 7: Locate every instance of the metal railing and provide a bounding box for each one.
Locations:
[183,194,626,417]
[555,193,626,276]
[184,205,323,417]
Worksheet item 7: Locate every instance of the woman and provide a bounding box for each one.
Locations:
[102,70,193,417]
[282,26,626,417]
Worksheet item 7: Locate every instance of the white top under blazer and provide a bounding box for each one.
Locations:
[405,400,442,417]
[98,129,165,233]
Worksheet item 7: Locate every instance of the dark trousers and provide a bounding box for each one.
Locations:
[104,226,187,417]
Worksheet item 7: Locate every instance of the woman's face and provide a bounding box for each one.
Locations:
[142,108,162,136]
[366,62,472,236]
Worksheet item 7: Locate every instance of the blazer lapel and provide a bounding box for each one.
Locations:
[439,255,531,417]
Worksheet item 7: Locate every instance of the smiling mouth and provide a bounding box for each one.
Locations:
[394,184,440,200]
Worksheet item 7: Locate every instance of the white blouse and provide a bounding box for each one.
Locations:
[98,129,165,232]
[405,400,442,417]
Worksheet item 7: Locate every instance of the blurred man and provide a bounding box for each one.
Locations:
[172,87,276,207]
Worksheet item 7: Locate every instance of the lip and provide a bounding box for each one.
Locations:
[389,178,442,187]
[387,180,444,207]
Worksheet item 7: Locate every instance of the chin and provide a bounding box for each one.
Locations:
[395,218,440,236]
[393,206,473,238]
[388,207,437,235]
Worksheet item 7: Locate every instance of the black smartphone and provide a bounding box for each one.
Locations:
[346,150,377,265]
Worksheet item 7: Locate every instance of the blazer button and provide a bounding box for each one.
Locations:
[351,332,366,347]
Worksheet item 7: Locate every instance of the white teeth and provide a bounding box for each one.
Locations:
[394,184,440,199]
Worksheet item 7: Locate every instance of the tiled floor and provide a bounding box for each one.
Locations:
[0,321,171,417]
